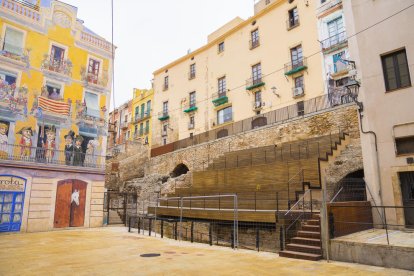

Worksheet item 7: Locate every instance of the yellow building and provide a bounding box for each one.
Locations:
[0,0,114,233]
[130,88,153,147]
[151,0,327,149]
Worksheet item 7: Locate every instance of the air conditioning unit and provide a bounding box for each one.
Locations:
[293,87,304,97]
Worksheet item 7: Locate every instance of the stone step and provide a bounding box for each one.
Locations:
[297,230,320,239]
[286,243,321,255]
[302,225,320,232]
[291,237,321,246]
[279,250,322,261]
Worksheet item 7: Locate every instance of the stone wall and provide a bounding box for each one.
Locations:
[148,104,360,176]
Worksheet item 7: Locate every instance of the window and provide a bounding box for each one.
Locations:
[84,92,100,118]
[140,103,145,117]
[252,63,262,85]
[189,116,195,129]
[163,138,167,145]
[217,106,232,125]
[45,82,63,100]
[163,101,168,116]
[328,17,344,42]
[381,49,411,91]
[145,120,149,134]
[162,124,168,136]
[297,101,304,116]
[294,75,304,97]
[124,115,128,122]
[127,131,130,139]
[218,77,226,96]
[254,91,262,108]
[2,27,24,55]
[50,45,65,70]
[134,125,138,135]
[163,76,169,90]
[189,63,196,79]
[0,70,17,86]
[140,123,144,136]
[146,100,151,114]
[291,45,303,68]
[87,58,100,84]
[288,7,299,29]
[396,136,414,155]
[250,29,260,49]
[218,42,225,53]
[189,91,196,108]
[135,106,139,117]
[294,75,304,88]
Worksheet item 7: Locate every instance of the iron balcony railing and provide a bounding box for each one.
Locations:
[133,111,151,123]
[0,144,105,169]
[321,32,347,51]
[0,40,29,64]
[246,75,265,90]
[249,38,260,50]
[41,55,73,76]
[286,18,300,30]
[158,111,170,120]
[284,57,307,75]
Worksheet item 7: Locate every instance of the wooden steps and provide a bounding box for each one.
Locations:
[279,215,322,261]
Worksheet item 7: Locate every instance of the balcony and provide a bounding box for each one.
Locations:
[292,86,305,98]
[286,18,300,30]
[321,32,347,53]
[41,55,73,78]
[246,76,265,91]
[317,0,342,16]
[0,144,105,170]
[158,111,170,121]
[212,92,228,107]
[37,95,71,117]
[252,100,265,110]
[0,40,30,69]
[0,82,28,113]
[0,0,42,24]
[249,38,260,50]
[81,68,109,88]
[76,102,104,125]
[133,110,151,123]
[183,102,198,113]
[284,57,308,76]
[80,31,112,53]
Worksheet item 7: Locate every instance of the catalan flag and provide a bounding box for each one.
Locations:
[38,96,70,116]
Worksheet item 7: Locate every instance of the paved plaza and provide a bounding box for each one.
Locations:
[0,227,412,275]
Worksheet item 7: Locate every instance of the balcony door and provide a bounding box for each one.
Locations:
[328,17,344,45]
[54,179,87,228]
[291,45,303,68]
[88,58,100,84]
[50,45,65,69]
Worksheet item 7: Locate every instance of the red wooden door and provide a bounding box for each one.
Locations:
[70,180,87,227]
[54,181,72,228]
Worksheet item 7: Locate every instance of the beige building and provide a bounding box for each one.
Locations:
[151,0,327,148]
[343,0,414,226]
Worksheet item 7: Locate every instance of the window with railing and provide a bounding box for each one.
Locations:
[218,76,226,96]
[49,45,65,72]
[291,45,303,69]
[45,82,63,100]
[146,100,151,115]
[162,101,168,116]
[87,58,100,84]
[287,7,299,29]
[250,29,260,49]
[189,91,196,108]
[2,27,24,56]
[252,63,262,85]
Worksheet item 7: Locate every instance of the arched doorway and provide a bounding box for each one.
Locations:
[171,163,189,178]
[252,117,267,129]
[216,129,228,139]
[334,170,367,202]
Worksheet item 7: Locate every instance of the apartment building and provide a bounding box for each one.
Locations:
[0,0,114,232]
[107,100,132,149]
[131,88,153,147]
[343,0,414,226]
[151,0,327,148]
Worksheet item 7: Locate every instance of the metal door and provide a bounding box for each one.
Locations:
[399,172,414,227]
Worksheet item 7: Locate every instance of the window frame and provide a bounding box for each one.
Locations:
[189,63,196,79]
[381,48,412,92]
[395,135,414,156]
[218,76,226,96]
[250,28,260,49]
[83,90,100,118]
[217,106,233,125]
[218,42,225,53]
[2,25,26,56]
[252,63,262,84]
[189,91,196,108]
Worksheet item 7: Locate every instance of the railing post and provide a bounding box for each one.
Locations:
[138,217,141,234]
[276,192,279,221]
[161,220,164,238]
[256,226,260,252]
[383,207,390,245]
[255,192,257,211]
[204,194,206,209]
[279,226,284,251]
[149,218,152,236]
[128,216,132,232]
[191,221,194,243]
[209,223,213,246]
[310,190,313,215]
[219,193,221,210]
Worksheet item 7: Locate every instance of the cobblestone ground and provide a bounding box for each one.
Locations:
[0,227,412,276]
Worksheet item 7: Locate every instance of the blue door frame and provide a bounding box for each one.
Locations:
[0,176,26,232]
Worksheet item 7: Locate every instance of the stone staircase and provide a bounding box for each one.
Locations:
[279,214,322,261]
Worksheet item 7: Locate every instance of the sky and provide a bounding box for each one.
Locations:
[63,0,255,110]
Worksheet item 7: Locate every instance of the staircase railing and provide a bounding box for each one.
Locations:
[287,169,304,209]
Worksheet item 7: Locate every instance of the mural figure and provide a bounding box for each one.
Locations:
[43,126,56,163]
[73,135,84,166]
[71,189,80,206]
[0,122,9,159]
[85,139,99,166]
[17,126,33,159]
[64,130,75,165]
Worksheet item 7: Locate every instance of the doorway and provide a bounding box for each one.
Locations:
[54,179,87,228]
[399,172,414,227]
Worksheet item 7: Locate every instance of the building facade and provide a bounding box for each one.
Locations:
[131,88,153,147]
[0,0,114,232]
[343,0,414,226]
[151,0,329,149]
[107,100,132,150]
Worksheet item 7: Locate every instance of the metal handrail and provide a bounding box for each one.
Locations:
[330,186,344,203]
[285,188,309,216]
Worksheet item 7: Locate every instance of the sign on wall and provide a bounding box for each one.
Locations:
[0,176,26,192]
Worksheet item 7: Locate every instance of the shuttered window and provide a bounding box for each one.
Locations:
[381,49,411,91]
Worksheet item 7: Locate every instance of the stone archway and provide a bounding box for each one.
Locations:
[332,169,367,202]
[171,163,190,178]
[252,117,267,129]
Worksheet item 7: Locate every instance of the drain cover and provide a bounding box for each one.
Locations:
[140,253,161,258]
